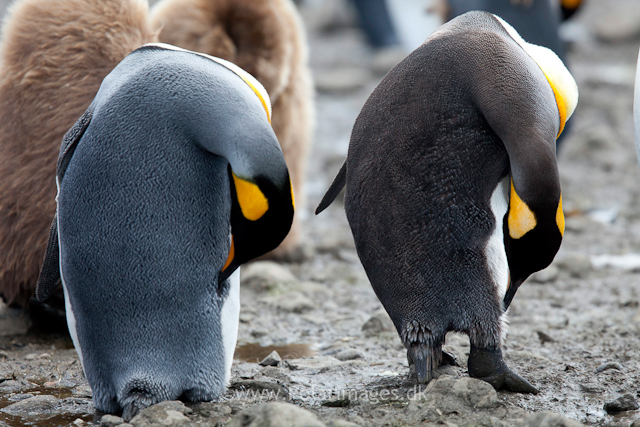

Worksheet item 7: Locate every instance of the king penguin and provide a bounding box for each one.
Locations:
[36,43,294,419]
[316,11,578,392]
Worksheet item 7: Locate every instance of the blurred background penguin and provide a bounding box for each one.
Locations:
[0,0,313,319]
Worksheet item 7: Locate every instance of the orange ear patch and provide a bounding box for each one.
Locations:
[556,195,565,236]
[508,181,537,239]
[232,172,269,221]
[222,235,235,272]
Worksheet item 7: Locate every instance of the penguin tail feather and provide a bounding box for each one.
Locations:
[119,378,167,422]
[315,161,347,215]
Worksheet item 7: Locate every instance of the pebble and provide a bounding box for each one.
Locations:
[0,395,59,417]
[72,385,93,398]
[536,331,556,344]
[334,349,364,361]
[410,376,498,411]
[327,420,360,427]
[129,401,192,427]
[604,394,640,413]
[595,362,624,373]
[275,292,315,313]
[361,310,395,337]
[321,396,350,407]
[259,350,282,367]
[101,414,125,426]
[520,411,584,427]
[191,402,232,418]
[241,262,299,294]
[286,356,342,371]
[227,402,326,427]
[0,379,36,393]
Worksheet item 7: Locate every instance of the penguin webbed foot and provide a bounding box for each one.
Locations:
[467,345,538,394]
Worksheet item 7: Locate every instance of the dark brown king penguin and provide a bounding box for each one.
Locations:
[150,0,314,259]
[317,11,578,392]
[0,0,156,306]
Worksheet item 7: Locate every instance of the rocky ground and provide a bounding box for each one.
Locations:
[2,0,640,426]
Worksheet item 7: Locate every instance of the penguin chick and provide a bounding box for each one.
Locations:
[36,44,294,420]
[316,11,578,392]
[150,0,314,259]
[0,0,156,306]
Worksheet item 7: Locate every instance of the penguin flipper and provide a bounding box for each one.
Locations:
[35,214,61,302]
[315,161,346,215]
[36,105,94,302]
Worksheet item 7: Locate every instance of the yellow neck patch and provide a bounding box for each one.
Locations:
[290,180,296,210]
[556,195,565,236]
[508,181,537,239]
[233,172,269,221]
[222,235,235,271]
[543,74,567,138]
[238,75,272,124]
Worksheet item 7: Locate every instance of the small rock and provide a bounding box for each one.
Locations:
[0,379,36,393]
[227,402,326,427]
[25,353,38,361]
[8,393,35,402]
[322,397,350,407]
[257,367,290,383]
[334,349,364,361]
[259,351,282,367]
[241,262,299,293]
[73,385,93,398]
[286,356,341,371]
[101,414,125,426]
[0,395,59,417]
[191,402,232,418]
[536,331,556,344]
[520,411,584,426]
[275,293,314,313]
[129,400,192,427]
[361,310,395,337]
[604,394,639,414]
[411,376,497,409]
[327,420,360,427]
[596,362,624,373]
[73,419,86,426]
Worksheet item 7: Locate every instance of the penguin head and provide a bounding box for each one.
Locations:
[493,16,578,138]
[502,177,564,308]
[138,44,295,284]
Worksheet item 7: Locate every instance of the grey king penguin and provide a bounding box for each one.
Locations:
[36,43,294,419]
[316,11,577,392]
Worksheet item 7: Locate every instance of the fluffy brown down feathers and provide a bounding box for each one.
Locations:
[0,0,312,305]
[0,0,155,305]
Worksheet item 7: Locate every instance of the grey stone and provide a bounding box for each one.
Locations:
[286,356,342,371]
[230,379,290,400]
[0,379,37,393]
[241,262,299,293]
[362,310,395,337]
[519,411,584,426]
[327,420,360,427]
[73,385,93,398]
[604,394,639,413]
[536,331,556,344]
[259,350,282,367]
[191,402,232,418]
[321,396,350,407]
[8,393,34,401]
[595,362,623,373]
[411,376,498,411]
[129,400,192,427]
[227,402,326,427]
[0,395,59,417]
[101,414,125,426]
[275,292,315,313]
[334,349,364,361]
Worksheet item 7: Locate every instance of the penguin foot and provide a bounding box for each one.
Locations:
[467,345,538,394]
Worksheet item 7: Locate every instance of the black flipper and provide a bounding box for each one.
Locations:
[35,104,94,302]
[467,345,538,394]
[35,214,61,302]
[315,161,346,215]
